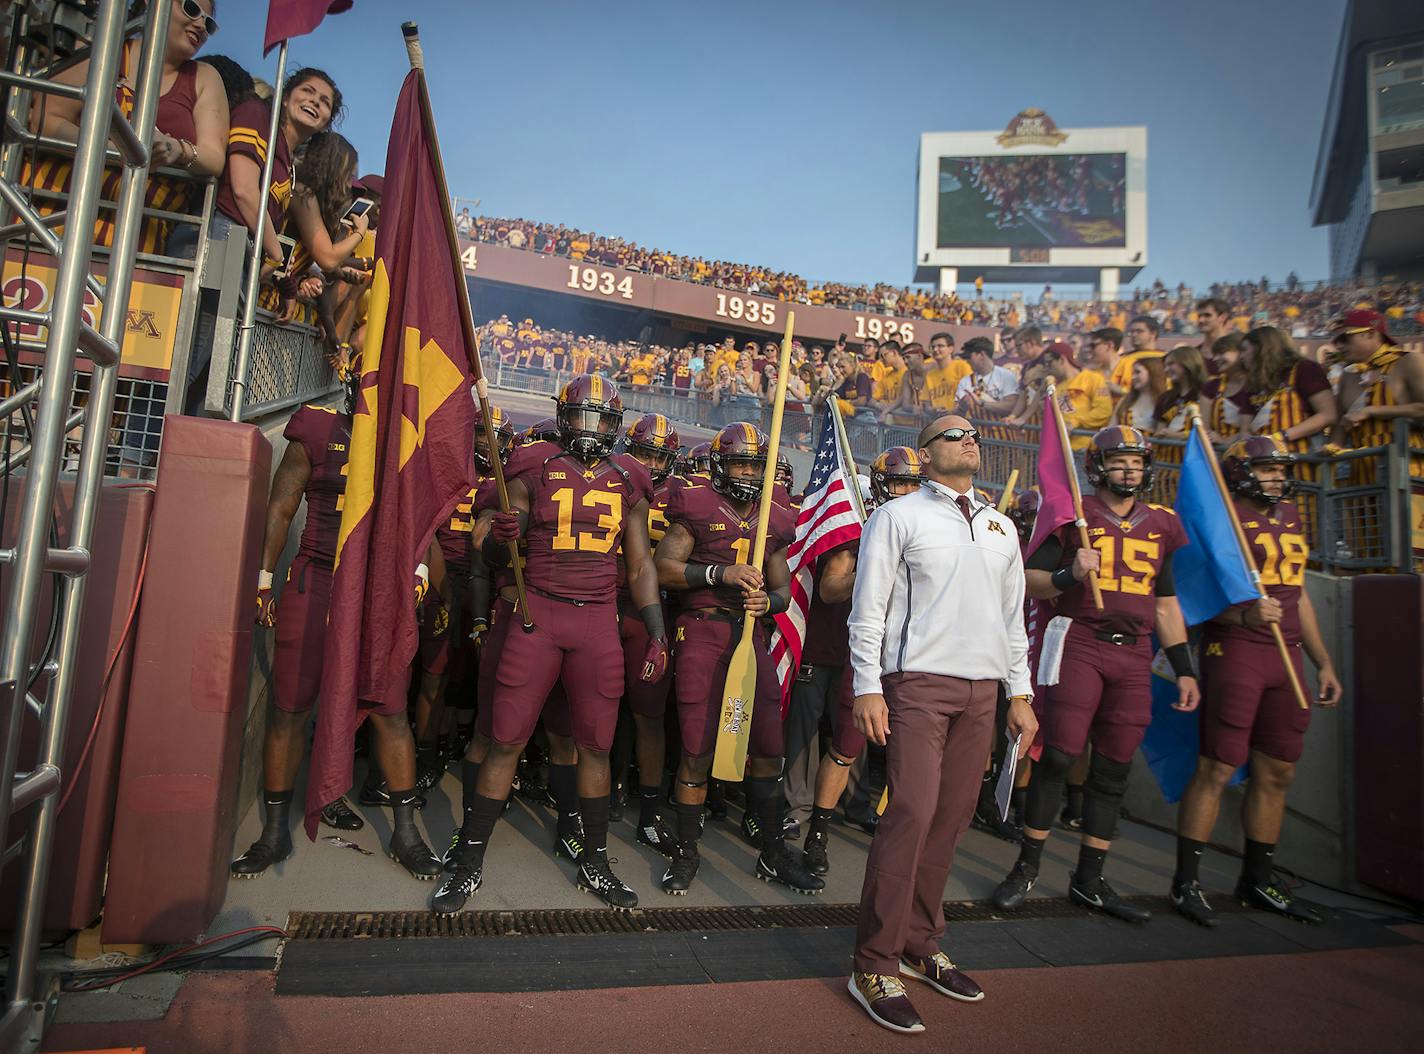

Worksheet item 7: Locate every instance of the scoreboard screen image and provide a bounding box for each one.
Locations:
[935,153,1127,250]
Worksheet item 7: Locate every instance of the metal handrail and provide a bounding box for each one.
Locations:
[0,2,167,1048]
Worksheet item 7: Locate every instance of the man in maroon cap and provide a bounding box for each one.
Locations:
[1330,308,1424,478]
[1005,341,1113,447]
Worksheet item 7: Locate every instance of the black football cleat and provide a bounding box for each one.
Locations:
[802,829,830,877]
[841,808,879,836]
[554,824,586,864]
[577,854,638,910]
[1171,880,1220,928]
[431,864,482,914]
[738,810,762,850]
[440,830,462,871]
[661,844,700,895]
[388,827,441,881]
[414,750,446,795]
[1069,873,1151,923]
[230,831,292,878]
[608,784,628,824]
[991,861,1036,911]
[1235,878,1323,924]
[635,817,677,859]
[755,846,825,895]
[971,800,1022,844]
[359,780,426,810]
[319,797,364,832]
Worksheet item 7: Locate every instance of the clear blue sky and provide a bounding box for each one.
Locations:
[216,0,1345,295]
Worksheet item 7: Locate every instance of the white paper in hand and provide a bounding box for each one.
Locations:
[995,731,1023,822]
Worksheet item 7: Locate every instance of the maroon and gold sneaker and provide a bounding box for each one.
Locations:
[900,950,984,1002]
[848,972,925,1035]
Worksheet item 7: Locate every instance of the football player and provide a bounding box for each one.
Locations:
[655,423,825,896]
[992,426,1200,922]
[797,447,921,877]
[1171,436,1341,926]
[617,414,682,856]
[234,375,440,880]
[403,404,515,795]
[433,375,667,913]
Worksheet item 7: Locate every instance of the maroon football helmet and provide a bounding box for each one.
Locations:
[710,422,769,503]
[869,446,923,505]
[1222,434,1296,505]
[625,413,681,482]
[553,373,624,460]
[677,441,713,478]
[1010,488,1041,540]
[1085,425,1154,497]
[472,403,515,470]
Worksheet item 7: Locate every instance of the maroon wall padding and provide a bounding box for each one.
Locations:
[103,417,270,943]
[0,480,152,930]
[1352,574,1424,901]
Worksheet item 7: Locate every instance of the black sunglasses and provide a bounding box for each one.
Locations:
[929,427,979,444]
[179,0,219,37]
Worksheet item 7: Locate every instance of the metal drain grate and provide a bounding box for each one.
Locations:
[285,895,1190,941]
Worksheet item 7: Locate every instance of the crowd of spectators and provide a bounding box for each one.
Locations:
[467,213,1424,340]
[481,306,1421,485]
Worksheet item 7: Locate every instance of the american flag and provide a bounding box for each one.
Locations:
[770,408,866,708]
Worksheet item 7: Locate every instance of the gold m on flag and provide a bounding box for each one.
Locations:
[304,67,476,837]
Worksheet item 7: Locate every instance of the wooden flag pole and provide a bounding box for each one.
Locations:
[1187,410,1309,709]
[829,397,868,523]
[402,22,533,631]
[712,313,796,782]
[997,468,1020,515]
[1045,383,1103,609]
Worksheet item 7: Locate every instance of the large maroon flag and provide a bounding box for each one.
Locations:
[304,69,475,836]
[264,0,354,55]
[1026,389,1078,557]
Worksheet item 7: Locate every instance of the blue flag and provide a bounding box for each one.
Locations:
[1140,428,1255,802]
[1172,428,1259,626]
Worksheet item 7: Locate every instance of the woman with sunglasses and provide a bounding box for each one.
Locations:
[27,0,229,254]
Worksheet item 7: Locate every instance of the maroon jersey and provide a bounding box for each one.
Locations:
[665,482,796,611]
[436,480,479,575]
[512,441,654,602]
[1215,499,1307,646]
[800,541,856,667]
[285,405,350,567]
[618,475,675,600]
[1049,495,1188,636]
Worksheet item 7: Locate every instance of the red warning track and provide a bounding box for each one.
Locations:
[43,932,1424,1054]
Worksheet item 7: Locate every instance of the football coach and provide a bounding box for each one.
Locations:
[845,412,1037,1035]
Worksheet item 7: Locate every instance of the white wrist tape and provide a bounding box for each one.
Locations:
[258,569,274,590]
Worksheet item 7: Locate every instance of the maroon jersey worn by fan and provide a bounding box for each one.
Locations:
[284,405,350,567]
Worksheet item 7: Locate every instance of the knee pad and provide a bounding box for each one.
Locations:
[1035,746,1076,783]
[1082,754,1132,840]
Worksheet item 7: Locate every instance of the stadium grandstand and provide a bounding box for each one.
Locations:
[1,2,1422,1051]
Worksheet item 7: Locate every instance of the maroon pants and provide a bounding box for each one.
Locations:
[1041,625,1152,764]
[1200,635,1310,765]
[853,672,997,975]
[620,601,671,718]
[673,609,782,760]
[273,556,330,713]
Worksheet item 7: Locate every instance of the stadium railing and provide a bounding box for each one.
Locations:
[488,360,1417,575]
[1,165,338,478]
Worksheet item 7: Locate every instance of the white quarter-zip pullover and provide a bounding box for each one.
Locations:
[848,479,1031,698]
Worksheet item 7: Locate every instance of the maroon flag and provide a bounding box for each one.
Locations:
[264,0,354,55]
[1027,390,1077,557]
[303,69,476,836]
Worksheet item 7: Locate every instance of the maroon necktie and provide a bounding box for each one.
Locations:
[956,495,973,524]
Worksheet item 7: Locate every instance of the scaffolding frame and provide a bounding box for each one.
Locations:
[0,2,167,1049]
